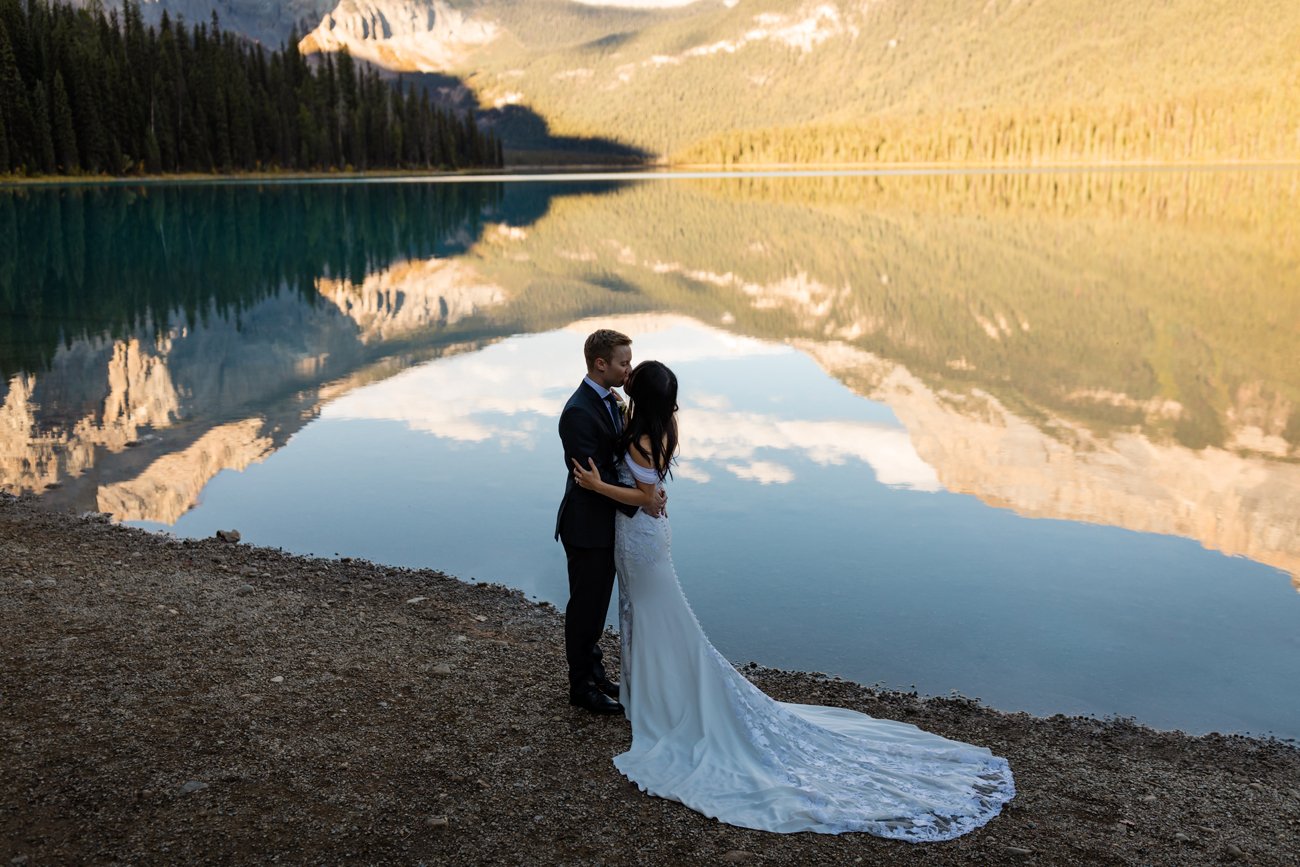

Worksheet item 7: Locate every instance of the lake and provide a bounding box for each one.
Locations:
[2,170,1298,739]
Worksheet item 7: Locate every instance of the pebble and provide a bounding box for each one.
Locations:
[1289,788,1300,800]
[1248,782,1265,792]
[215,529,241,543]
[271,675,284,683]
[41,578,56,587]
[1004,847,1034,856]
[1225,843,1246,860]
[1141,793,1157,802]
[426,815,448,829]
[179,780,209,794]
[720,852,756,863]
[432,663,452,676]
[406,596,428,604]
[1174,832,1192,843]
[473,614,487,622]
[236,584,254,596]
[1113,822,1129,833]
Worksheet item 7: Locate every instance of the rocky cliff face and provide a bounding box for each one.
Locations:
[0,336,181,496]
[801,341,1300,590]
[316,257,507,343]
[0,252,515,524]
[298,0,499,71]
[96,419,276,524]
[0,288,370,515]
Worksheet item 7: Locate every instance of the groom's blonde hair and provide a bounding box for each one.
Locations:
[584,329,632,369]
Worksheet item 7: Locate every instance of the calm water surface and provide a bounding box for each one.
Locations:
[3,171,1298,738]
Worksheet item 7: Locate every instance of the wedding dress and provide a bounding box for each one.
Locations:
[611,456,1015,840]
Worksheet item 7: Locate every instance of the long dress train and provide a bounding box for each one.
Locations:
[612,457,1014,841]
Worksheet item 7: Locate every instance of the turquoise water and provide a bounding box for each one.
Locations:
[3,173,1298,738]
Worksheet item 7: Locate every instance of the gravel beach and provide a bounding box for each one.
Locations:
[2,493,1298,865]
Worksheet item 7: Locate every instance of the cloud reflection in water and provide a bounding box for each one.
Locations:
[321,314,941,492]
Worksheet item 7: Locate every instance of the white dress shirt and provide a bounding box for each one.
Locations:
[583,375,620,428]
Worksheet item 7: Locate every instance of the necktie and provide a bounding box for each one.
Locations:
[604,392,623,435]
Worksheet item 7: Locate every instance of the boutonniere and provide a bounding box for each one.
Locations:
[612,390,628,417]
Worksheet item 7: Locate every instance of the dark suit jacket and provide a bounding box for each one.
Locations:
[555,381,638,547]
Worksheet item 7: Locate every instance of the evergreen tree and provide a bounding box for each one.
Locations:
[0,17,32,171]
[0,0,500,177]
[0,109,9,172]
[51,71,77,173]
[69,55,106,172]
[31,80,54,172]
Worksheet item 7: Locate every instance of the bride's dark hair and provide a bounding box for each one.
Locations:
[620,360,678,480]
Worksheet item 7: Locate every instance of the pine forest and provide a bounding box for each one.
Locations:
[0,0,504,177]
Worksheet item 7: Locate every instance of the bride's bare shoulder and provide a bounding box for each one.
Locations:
[628,435,668,471]
[628,436,654,469]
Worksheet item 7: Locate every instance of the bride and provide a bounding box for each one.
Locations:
[571,360,1015,841]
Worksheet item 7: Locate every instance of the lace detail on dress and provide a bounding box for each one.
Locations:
[706,641,1014,841]
[609,459,1015,841]
[617,567,634,720]
[613,460,670,567]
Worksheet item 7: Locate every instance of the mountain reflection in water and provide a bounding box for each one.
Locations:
[2,173,1298,735]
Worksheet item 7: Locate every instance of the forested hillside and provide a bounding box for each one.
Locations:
[464,0,1299,164]
[0,0,502,176]
[22,0,1299,167]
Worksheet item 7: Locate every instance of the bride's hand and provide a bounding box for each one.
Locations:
[572,457,602,491]
[643,487,667,518]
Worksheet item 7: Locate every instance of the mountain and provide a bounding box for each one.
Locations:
[103,0,1299,163]
[299,0,1298,163]
[128,0,338,47]
[297,0,500,71]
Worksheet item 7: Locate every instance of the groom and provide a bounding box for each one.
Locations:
[555,329,666,714]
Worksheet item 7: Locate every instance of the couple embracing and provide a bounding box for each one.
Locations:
[554,329,1014,840]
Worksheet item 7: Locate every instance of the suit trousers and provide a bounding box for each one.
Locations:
[563,542,616,689]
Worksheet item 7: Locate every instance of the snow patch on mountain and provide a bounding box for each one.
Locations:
[570,0,702,7]
[602,2,849,88]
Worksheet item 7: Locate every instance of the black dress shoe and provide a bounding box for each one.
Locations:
[569,686,624,715]
[594,678,620,699]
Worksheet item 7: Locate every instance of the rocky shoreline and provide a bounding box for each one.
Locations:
[2,494,1298,865]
